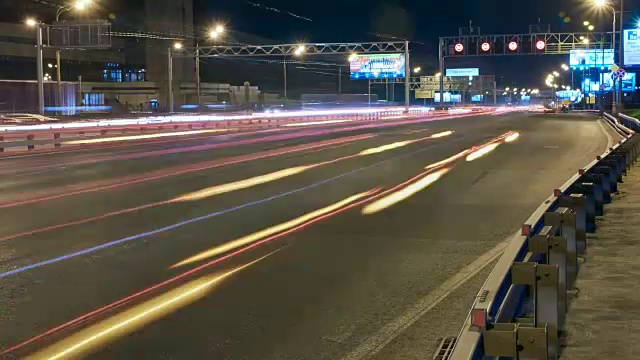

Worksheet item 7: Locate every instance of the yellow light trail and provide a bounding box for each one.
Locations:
[284,119,353,127]
[172,191,373,268]
[505,132,520,143]
[172,165,317,202]
[28,253,274,360]
[358,141,413,155]
[430,130,454,138]
[63,129,229,145]
[424,150,470,170]
[465,143,500,162]
[361,168,449,215]
[357,131,453,156]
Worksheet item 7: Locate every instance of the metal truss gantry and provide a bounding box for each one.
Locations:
[172,42,408,58]
[167,42,411,112]
[437,32,616,104]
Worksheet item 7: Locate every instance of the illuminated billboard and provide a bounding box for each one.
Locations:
[349,53,406,80]
[624,30,640,66]
[599,72,636,92]
[445,68,479,77]
[569,49,614,68]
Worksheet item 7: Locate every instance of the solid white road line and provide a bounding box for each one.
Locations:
[341,239,510,360]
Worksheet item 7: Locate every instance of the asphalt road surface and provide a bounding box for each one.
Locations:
[0,112,614,360]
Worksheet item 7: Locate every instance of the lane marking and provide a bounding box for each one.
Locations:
[597,119,615,149]
[341,239,509,360]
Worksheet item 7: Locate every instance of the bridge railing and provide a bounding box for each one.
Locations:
[449,113,640,359]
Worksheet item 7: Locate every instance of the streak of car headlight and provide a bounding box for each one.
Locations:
[358,141,413,155]
[361,168,449,215]
[29,254,274,360]
[424,150,470,170]
[504,132,520,143]
[172,165,317,202]
[171,191,374,268]
[465,143,500,162]
[430,130,454,138]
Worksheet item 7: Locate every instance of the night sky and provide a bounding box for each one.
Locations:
[197,0,640,87]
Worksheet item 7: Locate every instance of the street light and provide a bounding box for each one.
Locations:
[53,0,92,113]
[435,72,441,77]
[584,20,590,26]
[583,38,590,44]
[348,53,358,62]
[294,45,305,56]
[174,42,183,50]
[413,66,421,74]
[593,0,622,113]
[588,24,595,31]
[25,18,38,27]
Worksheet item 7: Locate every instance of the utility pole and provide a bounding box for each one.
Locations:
[36,25,45,115]
[168,46,174,113]
[196,40,201,109]
[404,40,410,110]
[338,66,342,95]
[618,0,625,112]
[283,59,287,100]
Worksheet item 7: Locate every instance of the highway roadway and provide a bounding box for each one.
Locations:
[0,112,615,359]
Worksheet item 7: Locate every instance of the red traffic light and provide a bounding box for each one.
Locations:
[454,43,464,53]
[508,41,518,51]
[481,42,491,52]
[536,40,546,50]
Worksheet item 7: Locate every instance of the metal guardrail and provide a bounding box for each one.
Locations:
[449,113,640,359]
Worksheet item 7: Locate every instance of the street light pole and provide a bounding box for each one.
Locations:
[196,40,201,109]
[611,6,618,113]
[168,46,174,113]
[283,59,287,100]
[618,0,624,112]
[36,25,45,115]
[404,40,410,110]
[55,9,65,112]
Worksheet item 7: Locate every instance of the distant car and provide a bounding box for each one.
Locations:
[543,107,556,114]
[560,105,569,113]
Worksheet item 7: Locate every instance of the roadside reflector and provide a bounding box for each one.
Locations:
[472,309,487,327]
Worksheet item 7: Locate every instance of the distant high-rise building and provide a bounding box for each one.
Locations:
[144,0,194,107]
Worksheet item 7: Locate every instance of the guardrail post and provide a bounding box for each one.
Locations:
[579,173,605,215]
[518,326,550,360]
[512,262,558,358]
[0,135,4,152]
[544,208,577,291]
[27,134,35,151]
[592,165,617,196]
[53,132,61,148]
[559,194,587,256]
[569,183,597,232]
[608,154,627,177]
[484,323,549,359]
[600,159,622,187]
[484,323,518,357]
[530,226,567,333]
